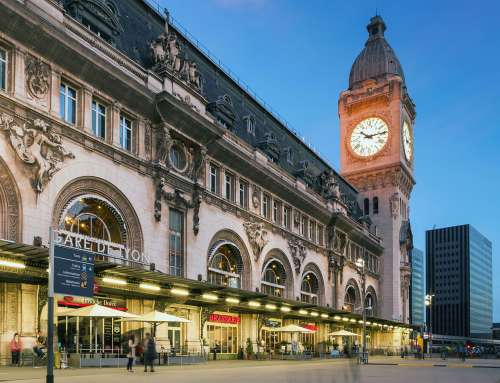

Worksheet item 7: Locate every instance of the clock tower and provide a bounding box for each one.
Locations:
[339,16,416,323]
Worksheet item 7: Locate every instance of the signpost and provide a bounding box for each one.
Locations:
[47,229,95,382]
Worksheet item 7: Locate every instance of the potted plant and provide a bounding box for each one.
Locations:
[246,338,254,360]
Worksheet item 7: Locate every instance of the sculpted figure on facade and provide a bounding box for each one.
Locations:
[288,238,307,274]
[0,113,75,194]
[251,185,261,209]
[25,56,50,99]
[155,123,172,167]
[320,170,341,201]
[189,145,207,182]
[243,221,268,261]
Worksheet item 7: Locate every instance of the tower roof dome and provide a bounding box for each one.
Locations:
[349,16,405,89]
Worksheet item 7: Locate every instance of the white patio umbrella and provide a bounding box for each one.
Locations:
[328,330,359,337]
[120,310,191,336]
[63,304,138,353]
[273,324,315,333]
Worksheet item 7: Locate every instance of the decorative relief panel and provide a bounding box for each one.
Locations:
[288,238,307,274]
[243,221,268,261]
[0,113,75,194]
[390,192,399,219]
[25,56,50,100]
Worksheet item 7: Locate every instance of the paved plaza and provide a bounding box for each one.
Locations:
[1,358,499,383]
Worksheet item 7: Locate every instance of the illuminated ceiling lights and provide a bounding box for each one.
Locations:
[280,306,291,313]
[342,317,349,322]
[248,301,261,307]
[349,318,356,323]
[298,309,308,315]
[225,297,239,304]
[102,276,127,285]
[334,316,342,321]
[139,282,161,291]
[366,321,372,325]
[320,313,328,319]
[310,312,319,317]
[202,293,218,301]
[265,303,277,310]
[358,320,364,324]
[171,288,189,296]
[0,259,26,269]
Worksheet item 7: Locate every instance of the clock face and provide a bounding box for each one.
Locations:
[350,117,389,157]
[402,121,412,161]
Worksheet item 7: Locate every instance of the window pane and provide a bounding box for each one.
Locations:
[68,97,76,124]
[0,49,5,90]
[59,85,66,120]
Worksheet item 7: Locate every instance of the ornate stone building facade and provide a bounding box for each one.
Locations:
[0,1,410,359]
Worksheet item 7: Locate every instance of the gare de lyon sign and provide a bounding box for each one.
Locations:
[52,230,151,298]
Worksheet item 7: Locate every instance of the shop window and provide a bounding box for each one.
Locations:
[169,208,184,276]
[363,198,369,215]
[92,100,106,139]
[209,164,219,194]
[261,260,287,297]
[60,82,77,125]
[0,48,6,91]
[301,272,319,304]
[208,243,243,288]
[119,114,132,152]
[373,196,379,214]
[239,180,248,209]
[224,172,234,202]
[207,323,238,354]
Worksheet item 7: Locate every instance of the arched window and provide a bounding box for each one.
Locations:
[344,286,357,313]
[261,260,287,297]
[363,198,369,215]
[300,272,319,304]
[60,195,126,249]
[373,197,379,214]
[208,243,243,288]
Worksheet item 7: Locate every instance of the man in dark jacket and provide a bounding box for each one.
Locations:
[143,333,156,372]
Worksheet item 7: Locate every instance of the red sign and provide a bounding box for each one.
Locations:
[209,313,240,324]
[302,324,317,331]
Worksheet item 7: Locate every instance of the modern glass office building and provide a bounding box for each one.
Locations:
[426,225,492,338]
[410,248,425,325]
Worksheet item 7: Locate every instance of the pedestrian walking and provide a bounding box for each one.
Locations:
[126,336,137,372]
[10,333,22,366]
[143,333,156,373]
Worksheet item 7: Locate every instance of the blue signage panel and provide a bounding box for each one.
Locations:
[53,245,95,297]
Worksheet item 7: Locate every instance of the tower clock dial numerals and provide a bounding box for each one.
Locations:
[350,117,389,157]
[402,121,413,161]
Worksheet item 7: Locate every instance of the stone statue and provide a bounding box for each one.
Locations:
[167,34,181,72]
[155,124,172,166]
[320,170,341,200]
[243,221,268,261]
[288,238,307,274]
[0,113,75,194]
[188,61,201,89]
[190,146,207,182]
[150,37,167,64]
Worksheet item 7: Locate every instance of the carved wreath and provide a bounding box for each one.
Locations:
[25,57,50,99]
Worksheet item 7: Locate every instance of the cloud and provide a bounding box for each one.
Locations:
[213,0,268,10]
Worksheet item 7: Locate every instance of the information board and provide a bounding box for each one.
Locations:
[53,245,95,297]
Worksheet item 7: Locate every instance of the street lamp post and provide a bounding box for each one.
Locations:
[425,294,434,357]
[356,257,367,364]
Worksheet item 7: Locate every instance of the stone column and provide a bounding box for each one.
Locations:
[111,102,122,147]
[13,48,25,100]
[49,68,61,119]
[81,86,93,133]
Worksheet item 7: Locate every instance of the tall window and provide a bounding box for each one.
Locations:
[273,200,282,225]
[224,172,234,201]
[363,198,369,215]
[60,83,77,124]
[283,206,291,229]
[0,48,6,91]
[208,244,242,288]
[209,164,219,194]
[169,209,184,276]
[261,260,287,297]
[309,221,316,243]
[373,197,379,214]
[262,194,270,219]
[239,180,248,209]
[91,100,106,139]
[318,225,324,246]
[301,273,319,304]
[119,114,132,151]
[344,286,357,312]
[301,215,308,238]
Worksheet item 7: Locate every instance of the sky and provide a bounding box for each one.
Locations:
[156,0,500,321]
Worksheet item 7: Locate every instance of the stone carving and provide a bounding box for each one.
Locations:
[293,211,301,228]
[288,238,307,274]
[243,221,268,261]
[0,113,75,194]
[25,56,50,99]
[190,146,207,182]
[251,184,261,209]
[144,120,152,161]
[319,170,341,200]
[390,192,399,219]
[155,178,202,235]
[332,229,347,255]
[155,123,173,166]
[150,20,201,91]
